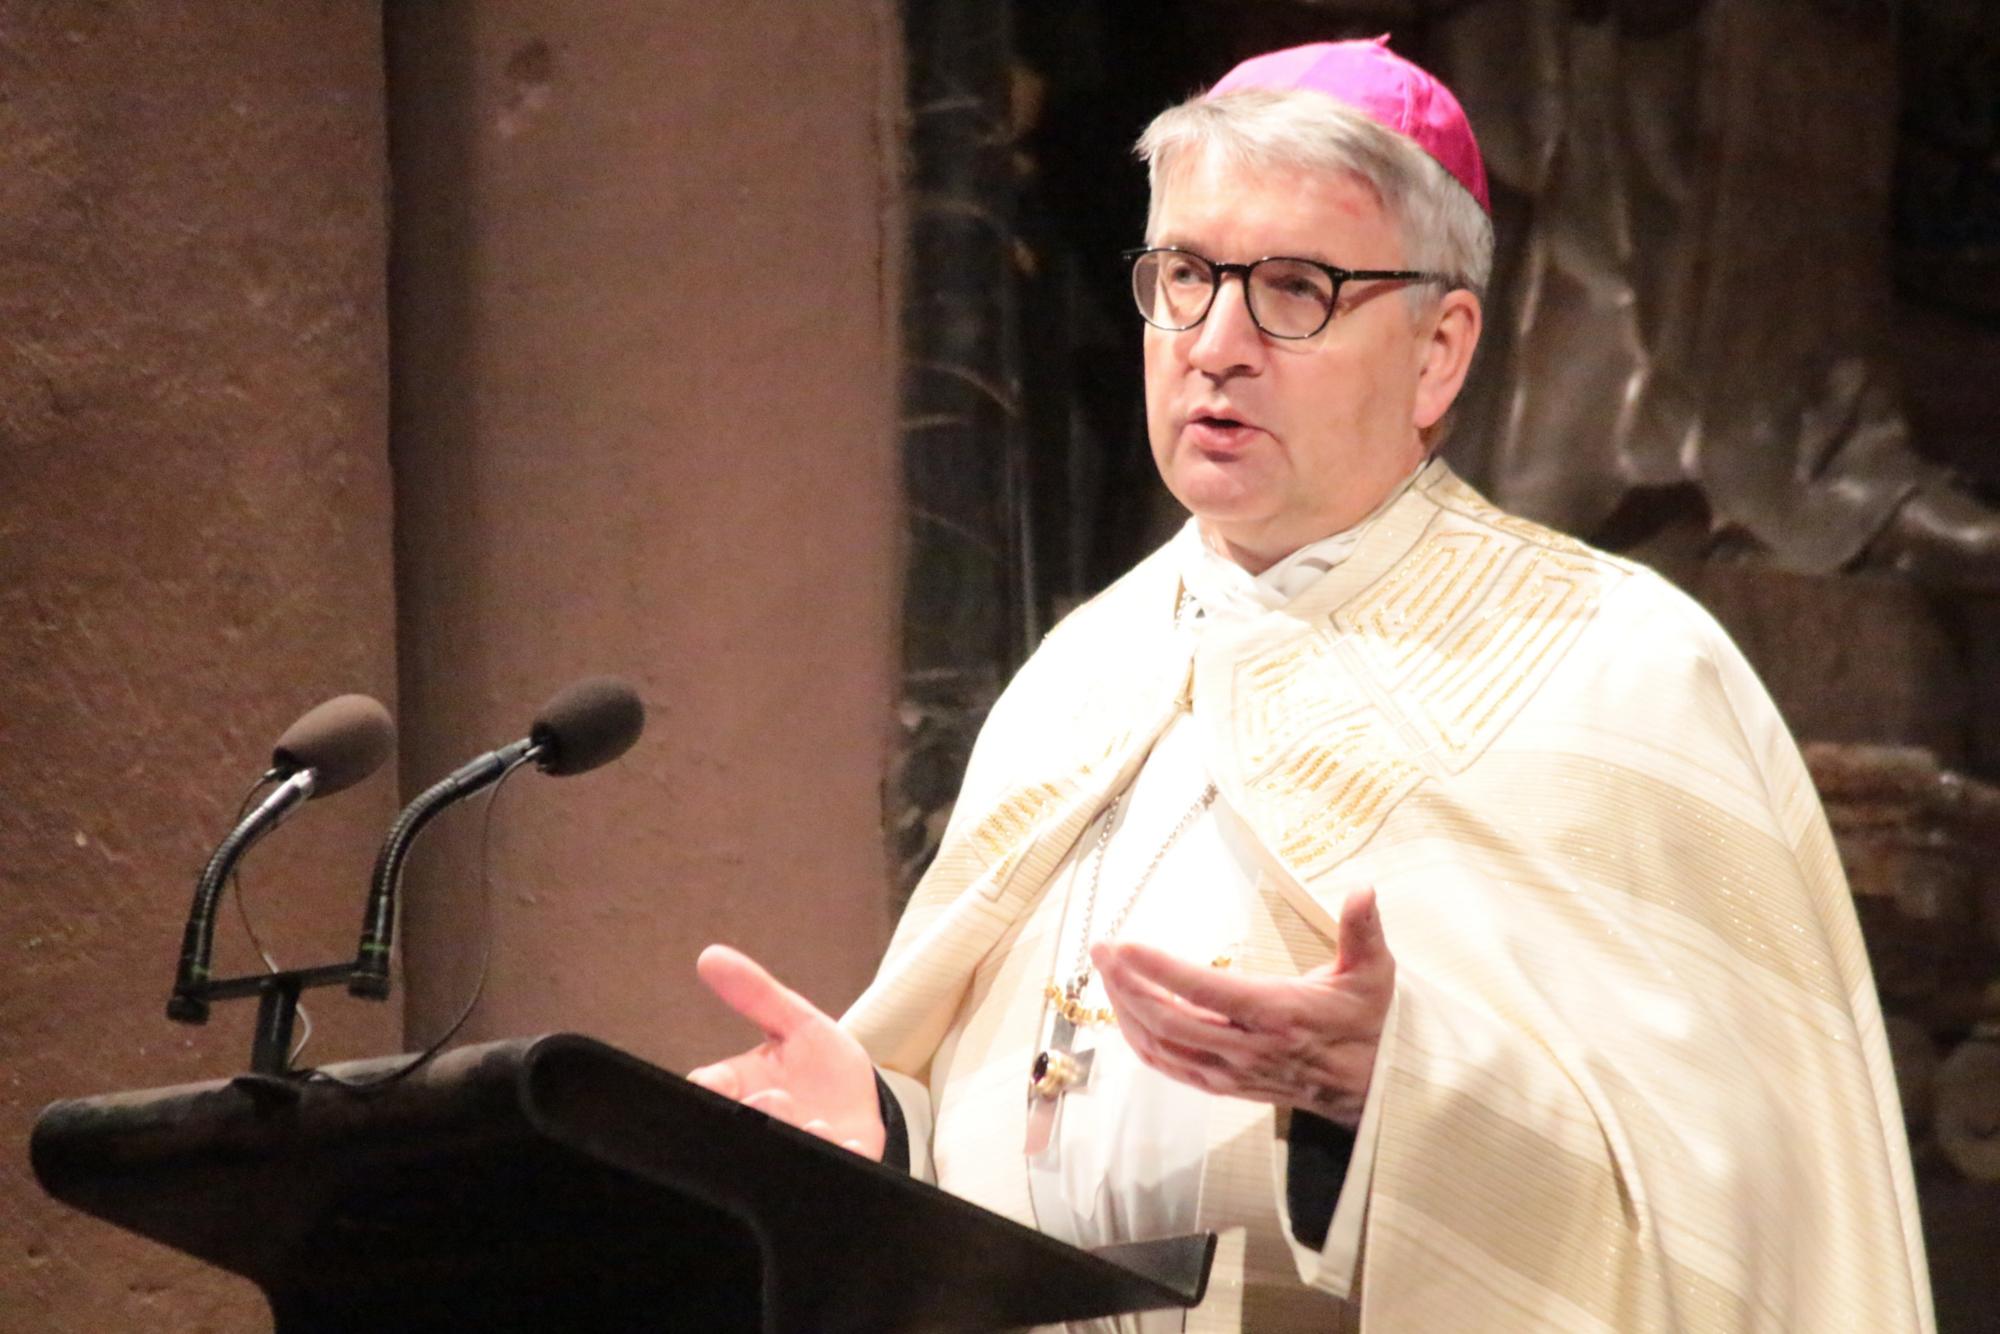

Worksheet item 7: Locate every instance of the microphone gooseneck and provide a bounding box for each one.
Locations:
[348,677,645,1000]
[168,694,396,1024]
[347,737,540,999]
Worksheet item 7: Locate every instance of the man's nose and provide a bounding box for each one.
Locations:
[1187,273,1264,375]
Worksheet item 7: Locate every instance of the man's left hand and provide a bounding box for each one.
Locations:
[1090,887,1393,1128]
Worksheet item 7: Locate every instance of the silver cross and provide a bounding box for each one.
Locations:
[1024,996,1096,1155]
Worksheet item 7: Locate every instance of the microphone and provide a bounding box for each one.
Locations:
[348,676,645,999]
[169,694,396,1023]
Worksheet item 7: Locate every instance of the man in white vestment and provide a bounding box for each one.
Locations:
[688,38,1935,1333]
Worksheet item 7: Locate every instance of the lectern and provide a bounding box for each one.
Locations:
[31,1033,1214,1332]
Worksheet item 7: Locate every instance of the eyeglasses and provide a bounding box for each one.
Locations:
[1124,246,1454,340]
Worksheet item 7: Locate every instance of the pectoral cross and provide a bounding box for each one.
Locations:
[1024,986,1097,1156]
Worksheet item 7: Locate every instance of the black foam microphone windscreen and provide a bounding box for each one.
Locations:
[530,677,645,776]
[271,693,396,796]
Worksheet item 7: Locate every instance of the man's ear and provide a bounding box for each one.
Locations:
[1413,288,1482,432]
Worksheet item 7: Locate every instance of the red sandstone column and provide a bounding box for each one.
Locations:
[0,6,397,1328]
[385,3,902,1070]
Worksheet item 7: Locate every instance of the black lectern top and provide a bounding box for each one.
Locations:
[32,1033,1214,1333]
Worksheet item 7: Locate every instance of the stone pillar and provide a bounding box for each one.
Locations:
[385,2,903,1069]
[1,5,396,1328]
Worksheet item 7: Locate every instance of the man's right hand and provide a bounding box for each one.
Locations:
[685,943,886,1159]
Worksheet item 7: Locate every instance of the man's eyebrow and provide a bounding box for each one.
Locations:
[1147,239,1343,266]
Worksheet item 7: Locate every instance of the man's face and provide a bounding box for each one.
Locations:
[1143,148,1478,571]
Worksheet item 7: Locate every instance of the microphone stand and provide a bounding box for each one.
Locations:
[164,680,635,1082]
[192,962,363,1081]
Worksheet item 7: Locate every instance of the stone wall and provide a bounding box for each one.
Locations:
[4,3,904,1328]
[1,6,398,1328]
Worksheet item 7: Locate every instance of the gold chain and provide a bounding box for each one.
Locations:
[1044,982,1116,1027]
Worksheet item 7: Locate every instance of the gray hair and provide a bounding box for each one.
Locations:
[1135,88,1494,302]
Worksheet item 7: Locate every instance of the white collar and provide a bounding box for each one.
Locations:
[1174,464,1423,626]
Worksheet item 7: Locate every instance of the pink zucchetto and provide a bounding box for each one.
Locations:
[1207,36,1491,214]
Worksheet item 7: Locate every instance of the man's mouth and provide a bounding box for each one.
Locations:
[1186,413,1260,450]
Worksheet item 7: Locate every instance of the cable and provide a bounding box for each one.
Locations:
[301,748,534,1092]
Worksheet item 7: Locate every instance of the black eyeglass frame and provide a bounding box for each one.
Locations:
[1123,246,1456,340]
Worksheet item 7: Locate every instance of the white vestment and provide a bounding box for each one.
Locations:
[851,460,1934,1332]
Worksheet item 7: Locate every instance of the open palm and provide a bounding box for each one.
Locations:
[685,944,885,1158]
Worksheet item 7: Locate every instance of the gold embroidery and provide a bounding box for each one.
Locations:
[1343,524,1621,770]
[964,779,1075,869]
[1227,491,1636,883]
[1235,634,1370,777]
[1348,532,1507,679]
[1441,554,1598,745]
[1425,468,1632,566]
[1275,755,1420,874]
